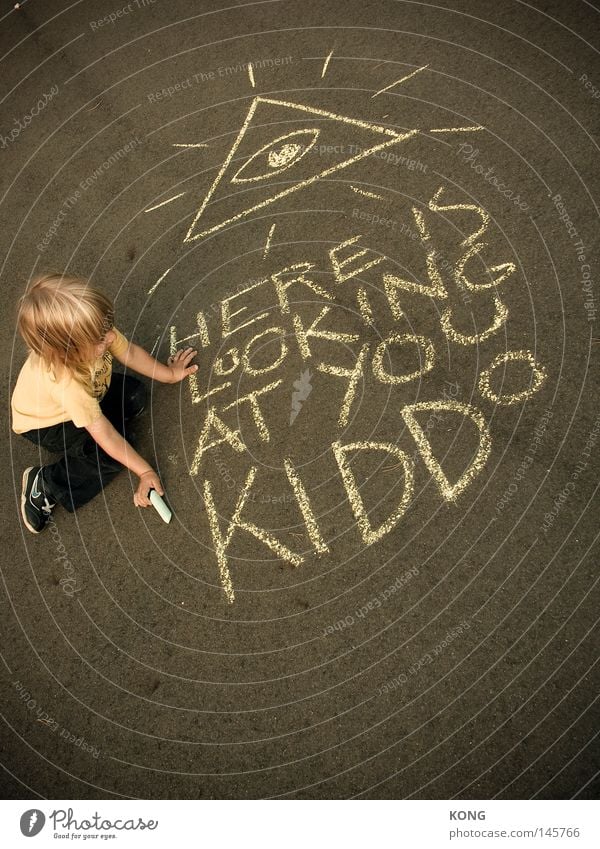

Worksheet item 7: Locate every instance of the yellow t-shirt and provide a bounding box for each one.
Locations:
[11,328,129,433]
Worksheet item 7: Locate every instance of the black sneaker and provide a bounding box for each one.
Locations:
[21,467,55,534]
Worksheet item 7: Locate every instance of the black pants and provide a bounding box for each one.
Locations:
[20,373,146,513]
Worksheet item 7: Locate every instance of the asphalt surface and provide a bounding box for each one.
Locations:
[1,0,599,800]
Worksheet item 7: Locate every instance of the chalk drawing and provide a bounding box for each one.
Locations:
[148,89,549,602]
[184,97,419,242]
[214,348,240,376]
[221,279,271,337]
[429,126,483,133]
[357,287,375,325]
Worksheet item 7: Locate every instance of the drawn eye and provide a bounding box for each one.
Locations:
[231,129,320,183]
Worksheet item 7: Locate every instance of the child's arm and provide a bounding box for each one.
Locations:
[86,414,163,508]
[114,343,198,383]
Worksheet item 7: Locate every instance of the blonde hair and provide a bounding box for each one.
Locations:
[17,273,115,393]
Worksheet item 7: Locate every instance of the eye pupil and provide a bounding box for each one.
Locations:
[267,143,303,169]
[231,128,320,183]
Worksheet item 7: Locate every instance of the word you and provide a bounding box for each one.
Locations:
[89,0,157,30]
[0,85,58,149]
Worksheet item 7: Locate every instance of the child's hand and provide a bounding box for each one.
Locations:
[166,348,198,383]
[134,469,163,507]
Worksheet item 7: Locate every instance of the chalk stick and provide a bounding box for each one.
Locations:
[149,489,172,524]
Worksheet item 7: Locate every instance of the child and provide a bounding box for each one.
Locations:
[12,273,198,533]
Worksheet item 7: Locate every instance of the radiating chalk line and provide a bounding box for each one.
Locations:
[147,267,172,296]
[144,193,186,213]
[263,223,276,258]
[430,126,483,133]
[321,49,334,78]
[372,64,428,98]
[350,185,385,201]
[172,143,209,148]
[248,64,255,88]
